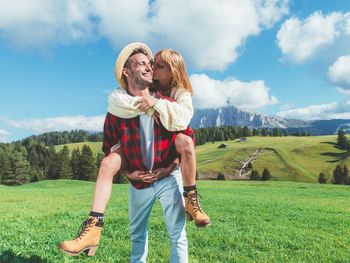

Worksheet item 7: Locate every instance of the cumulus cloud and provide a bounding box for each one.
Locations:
[0,0,97,51]
[277,11,350,63]
[328,55,350,90]
[0,129,10,143]
[1,115,105,134]
[190,74,278,110]
[0,0,289,70]
[276,100,350,120]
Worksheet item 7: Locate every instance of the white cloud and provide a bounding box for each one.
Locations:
[190,74,278,110]
[1,115,105,134]
[0,129,10,143]
[0,0,289,70]
[0,0,97,51]
[276,100,350,120]
[277,11,350,63]
[336,87,350,96]
[328,55,350,90]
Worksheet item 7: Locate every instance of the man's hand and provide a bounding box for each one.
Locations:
[124,170,148,181]
[125,170,158,184]
[134,96,159,112]
[152,167,172,180]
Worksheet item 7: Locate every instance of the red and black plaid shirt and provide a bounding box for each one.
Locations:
[102,95,195,189]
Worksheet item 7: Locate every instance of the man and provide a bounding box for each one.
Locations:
[59,43,188,262]
[110,43,188,262]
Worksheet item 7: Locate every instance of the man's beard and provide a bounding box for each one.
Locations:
[131,70,152,90]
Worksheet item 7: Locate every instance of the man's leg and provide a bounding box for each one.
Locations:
[156,172,188,263]
[59,149,124,256]
[175,134,211,227]
[129,184,156,263]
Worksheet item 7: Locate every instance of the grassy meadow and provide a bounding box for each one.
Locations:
[0,180,349,262]
[57,135,350,183]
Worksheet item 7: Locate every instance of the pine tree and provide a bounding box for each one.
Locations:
[318,173,327,184]
[250,169,260,180]
[0,147,12,184]
[337,129,347,149]
[261,128,268,137]
[60,146,73,179]
[332,165,345,184]
[261,168,271,181]
[96,152,105,169]
[48,152,63,179]
[78,145,96,181]
[71,148,81,179]
[343,165,349,185]
[113,171,128,184]
[217,172,225,180]
[4,151,30,185]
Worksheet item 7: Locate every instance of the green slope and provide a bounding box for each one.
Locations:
[55,142,103,154]
[196,135,350,183]
[55,136,350,183]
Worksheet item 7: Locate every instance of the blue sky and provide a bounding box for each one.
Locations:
[1,0,350,142]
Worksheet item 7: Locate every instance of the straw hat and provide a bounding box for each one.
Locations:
[115,42,153,89]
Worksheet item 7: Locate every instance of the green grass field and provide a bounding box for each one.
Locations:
[57,136,350,183]
[195,135,350,182]
[1,180,349,262]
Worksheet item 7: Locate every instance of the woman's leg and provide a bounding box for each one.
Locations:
[175,133,211,227]
[59,148,126,256]
[175,133,196,187]
[91,148,125,213]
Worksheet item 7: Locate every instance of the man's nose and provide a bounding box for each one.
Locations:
[146,64,152,72]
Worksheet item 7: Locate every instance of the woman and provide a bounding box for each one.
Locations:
[59,48,210,257]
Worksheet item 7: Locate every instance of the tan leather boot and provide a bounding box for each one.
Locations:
[59,216,103,256]
[184,190,211,227]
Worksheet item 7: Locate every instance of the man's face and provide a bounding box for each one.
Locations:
[127,53,153,88]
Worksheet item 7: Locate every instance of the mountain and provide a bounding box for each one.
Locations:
[190,105,350,135]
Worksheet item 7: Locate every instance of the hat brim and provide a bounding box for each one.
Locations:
[115,42,153,89]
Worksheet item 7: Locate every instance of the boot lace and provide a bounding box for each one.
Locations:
[186,191,203,213]
[76,218,94,240]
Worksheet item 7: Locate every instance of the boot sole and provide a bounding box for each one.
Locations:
[59,245,98,256]
[186,212,211,227]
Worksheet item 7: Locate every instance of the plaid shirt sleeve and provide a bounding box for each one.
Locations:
[102,112,121,156]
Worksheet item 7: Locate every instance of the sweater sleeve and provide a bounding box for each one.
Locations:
[153,88,194,131]
[108,88,143,118]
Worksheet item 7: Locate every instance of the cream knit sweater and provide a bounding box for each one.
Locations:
[108,87,193,131]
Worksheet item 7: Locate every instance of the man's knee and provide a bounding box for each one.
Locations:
[175,134,194,154]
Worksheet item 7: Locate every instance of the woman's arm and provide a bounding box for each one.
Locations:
[153,88,193,131]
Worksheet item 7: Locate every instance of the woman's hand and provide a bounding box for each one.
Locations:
[134,96,159,112]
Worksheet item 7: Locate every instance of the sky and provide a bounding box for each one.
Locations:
[1,0,350,142]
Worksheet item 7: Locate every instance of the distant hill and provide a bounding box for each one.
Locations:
[55,135,350,183]
[190,105,350,135]
[195,135,350,183]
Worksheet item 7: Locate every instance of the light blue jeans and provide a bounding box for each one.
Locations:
[129,169,188,263]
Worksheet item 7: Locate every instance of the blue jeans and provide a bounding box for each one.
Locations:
[129,170,188,263]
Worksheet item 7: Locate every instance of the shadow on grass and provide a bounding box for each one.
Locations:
[0,250,47,263]
[320,142,350,163]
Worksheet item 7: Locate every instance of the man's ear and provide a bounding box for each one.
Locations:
[122,68,129,79]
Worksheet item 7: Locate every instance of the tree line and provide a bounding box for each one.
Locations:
[0,126,314,186]
[0,141,107,185]
[194,126,311,145]
[337,129,350,151]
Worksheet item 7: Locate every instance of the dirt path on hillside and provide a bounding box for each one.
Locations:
[238,148,261,178]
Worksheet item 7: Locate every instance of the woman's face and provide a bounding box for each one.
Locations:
[152,55,172,83]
